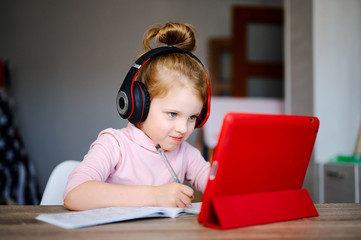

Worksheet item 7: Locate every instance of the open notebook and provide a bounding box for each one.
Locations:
[36,202,201,229]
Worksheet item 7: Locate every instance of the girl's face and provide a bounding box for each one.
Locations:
[139,85,203,152]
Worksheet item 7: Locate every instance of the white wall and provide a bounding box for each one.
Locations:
[0,0,283,192]
[313,0,361,163]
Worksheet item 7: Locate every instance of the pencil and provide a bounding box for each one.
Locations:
[155,144,180,183]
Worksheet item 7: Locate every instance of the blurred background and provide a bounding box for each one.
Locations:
[0,0,360,205]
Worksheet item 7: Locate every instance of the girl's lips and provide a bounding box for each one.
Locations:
[170,136,183,142]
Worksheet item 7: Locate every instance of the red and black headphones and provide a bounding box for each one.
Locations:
[116,46,210,128]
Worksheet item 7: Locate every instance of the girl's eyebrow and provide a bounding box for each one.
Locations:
[163,107,179,112]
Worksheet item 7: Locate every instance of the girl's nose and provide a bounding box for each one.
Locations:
[175,119,187,134]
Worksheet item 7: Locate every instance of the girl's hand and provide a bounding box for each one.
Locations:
[152,183,194,208]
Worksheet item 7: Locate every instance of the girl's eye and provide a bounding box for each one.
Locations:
[189,115,198,120]
[168,112,177,118]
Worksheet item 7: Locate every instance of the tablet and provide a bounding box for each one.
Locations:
[198,112,319,225]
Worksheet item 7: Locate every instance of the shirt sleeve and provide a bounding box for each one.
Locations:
[63,130,123,199]
[183,143,210,193]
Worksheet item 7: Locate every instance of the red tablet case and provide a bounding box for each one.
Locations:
[198,113,319,230]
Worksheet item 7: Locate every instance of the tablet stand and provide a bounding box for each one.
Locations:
[200,188,318,230]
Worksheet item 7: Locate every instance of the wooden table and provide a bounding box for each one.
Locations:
[1,203,361,240]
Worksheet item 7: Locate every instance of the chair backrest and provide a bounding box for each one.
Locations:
[40,160,80,205]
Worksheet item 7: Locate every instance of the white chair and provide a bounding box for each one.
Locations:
[40,160,80,205]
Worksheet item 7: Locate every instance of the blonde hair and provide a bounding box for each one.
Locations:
[137,22,208,103]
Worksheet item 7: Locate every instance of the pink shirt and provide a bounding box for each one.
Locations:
[63,124,210,199]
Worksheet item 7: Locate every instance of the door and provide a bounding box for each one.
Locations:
[232,6,284,98]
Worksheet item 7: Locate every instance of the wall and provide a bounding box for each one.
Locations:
[285,0,361,202]
[0,0,283,193]
[313,0,361,163]
[284,0,313,116]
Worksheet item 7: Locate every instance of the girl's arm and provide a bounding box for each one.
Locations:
[63,180,194,211]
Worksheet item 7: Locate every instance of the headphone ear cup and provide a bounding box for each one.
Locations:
[128,82,150,124]
[195,76,211,128]
[195,104,208,128]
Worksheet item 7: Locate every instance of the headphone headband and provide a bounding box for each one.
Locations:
[135,46,203,66]
[116,46,210,128]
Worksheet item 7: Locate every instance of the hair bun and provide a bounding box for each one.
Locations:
[143,22,197,52]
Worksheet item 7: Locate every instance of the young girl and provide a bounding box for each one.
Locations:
[63,22,211,211]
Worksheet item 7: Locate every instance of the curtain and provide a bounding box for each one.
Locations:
[0,60,40,204]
